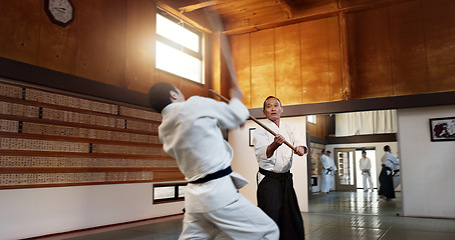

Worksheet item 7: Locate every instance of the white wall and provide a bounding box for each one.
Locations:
[229,116,309,212]
[397,105,455,218]
[0,183,184,240]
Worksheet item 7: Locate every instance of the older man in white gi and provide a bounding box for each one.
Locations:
[148,82,279,240]
[254,96,306,240]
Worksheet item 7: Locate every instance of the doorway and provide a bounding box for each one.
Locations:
[334,148,378,191]
[355,148,378,190]
[334,148,357,191]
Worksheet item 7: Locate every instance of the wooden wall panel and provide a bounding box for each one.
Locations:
[348,7,394,99]
[389,0,428,95]
[299,19,332,103]
[340,0,381,8]
[327,17,343,101]
[125,0,157,93]
[104,0,128,88]
[423,0,455,93]
[231,34,252,107]
[38,2,78,74]
[250,29,275,108]
[306,115,329,139]
[0,0,41,64]
[0,79,183,189]
[74,0,110,84]
[275,24,302,106]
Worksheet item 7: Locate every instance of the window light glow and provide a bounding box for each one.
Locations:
[156,41,202,82]
[307,115,316,124]
[156,14,199,52]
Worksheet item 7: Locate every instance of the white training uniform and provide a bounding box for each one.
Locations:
[359,157,374,191]
[320,154,337,193]
[253,119,306,182]
[159,96,279,240]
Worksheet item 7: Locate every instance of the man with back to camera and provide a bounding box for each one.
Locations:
[148,82,279,239]
[253,96,307,240]
[379,145,400,200]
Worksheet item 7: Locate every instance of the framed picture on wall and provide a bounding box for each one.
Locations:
[249,128,256,147]
[429,117,455,141]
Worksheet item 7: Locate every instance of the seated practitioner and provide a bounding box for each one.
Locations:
[148,82,279,240]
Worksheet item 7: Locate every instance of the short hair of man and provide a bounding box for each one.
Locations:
[384,145,390,152]
[263,96,282,110]
[148,82,177,113]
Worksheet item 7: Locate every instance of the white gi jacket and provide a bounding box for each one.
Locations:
[320,155,337,174]
[381,152,400,175]
[359,157,372,172]
[159,96,249,213]
[253,120,306,183]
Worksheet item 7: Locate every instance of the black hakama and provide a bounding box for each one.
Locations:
[257,168,305,240]
[378,164,395,199]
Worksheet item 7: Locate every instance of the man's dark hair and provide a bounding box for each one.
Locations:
[148,82,177,113]
[263,96,282,110]
[362,150,366,154]
[384,145,390,152]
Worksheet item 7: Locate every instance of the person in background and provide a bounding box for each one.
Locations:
[378,145,400,200]
[359,150,374,192]
[320,149,337,194]
[148,82,279,239]
[253,96,307,240]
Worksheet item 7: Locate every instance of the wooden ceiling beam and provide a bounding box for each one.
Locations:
[178,0,230,13]
[224,0,414,35]
[277,0,294,18]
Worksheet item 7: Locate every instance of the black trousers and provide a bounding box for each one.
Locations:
[378,165,395,199]
[257,168,305,240]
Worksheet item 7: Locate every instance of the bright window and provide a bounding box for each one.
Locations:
[156,9,204,83]
[153,183,186,204]
[307,115,316,124]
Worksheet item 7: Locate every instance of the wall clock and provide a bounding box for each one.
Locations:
[44,0,74,27]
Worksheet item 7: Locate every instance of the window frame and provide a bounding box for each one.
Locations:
[152,182,187,204]
[155,8,205,84]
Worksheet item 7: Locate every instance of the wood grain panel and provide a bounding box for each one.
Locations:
[306,115,329,138]
[0,0,41,64]
[74,0,109,83]
[299,18,331,103]
[104,0,127,88]
[250,29,275,108]
[230,34,252,107]
[423,0,455,92]
[125,0,156,93]
[326,17,343,101]
[348,7,394,99]
[275,24,302,106]
[389,0,428,95]
[38,0,78,75]
[340,0,381,8]
[153,170,185,181]
[0,79,181,189]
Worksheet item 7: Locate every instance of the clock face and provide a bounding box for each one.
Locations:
[45,0,74,26]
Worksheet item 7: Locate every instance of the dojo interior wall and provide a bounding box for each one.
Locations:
[0,183,185,240]
[397,105,455,219]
